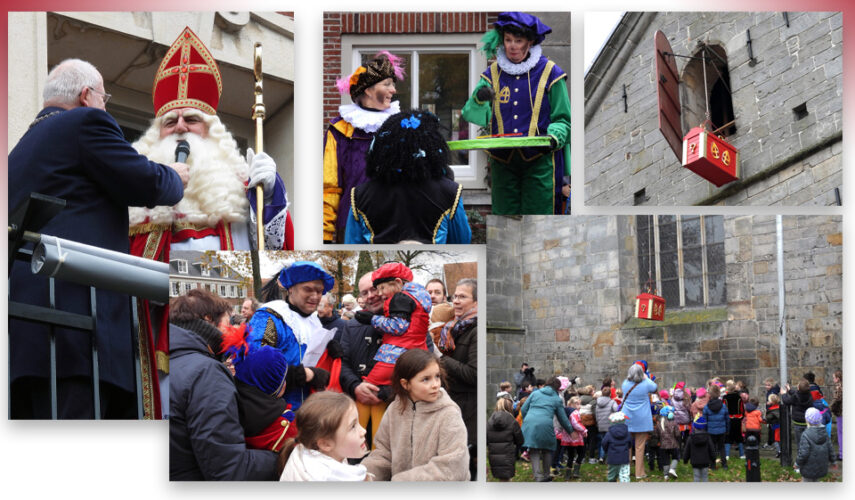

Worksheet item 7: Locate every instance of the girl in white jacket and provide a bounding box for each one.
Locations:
[280,392,373,481]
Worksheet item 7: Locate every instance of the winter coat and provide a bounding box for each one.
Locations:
[656,418,682,450]
[169,324,278,480]
[683,429,716,468]
[440,317,477,451]
[691,393,710,420]
[338,320,383,398]
[672,388,692,425]
[521,386,574,450]
[796,426,836,480]
[703,398,730,436]
[595,395,619,433]
[486,410,523,479]
[361,388,470,481]
[620,377,658,433]
[742,403,764,432]
[601,422,632,465]
[782,389,813,424]
[280,444,368,481]
[558,409,588,446]
[579,395,596,427]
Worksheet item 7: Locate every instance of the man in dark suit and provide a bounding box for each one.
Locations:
[8,58,188,419]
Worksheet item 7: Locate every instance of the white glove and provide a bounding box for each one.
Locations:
[246,148,276,202]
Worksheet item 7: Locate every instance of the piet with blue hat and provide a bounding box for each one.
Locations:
[461,11,571,216]
[244,260,336,413]
[278,261,335,293]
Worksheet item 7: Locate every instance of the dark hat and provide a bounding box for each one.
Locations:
[234,346,288,397]
[693,416,708,430]
[494,12,552,45]
[336,51,406,101]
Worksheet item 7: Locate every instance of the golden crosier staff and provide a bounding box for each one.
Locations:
[252,42,265,250]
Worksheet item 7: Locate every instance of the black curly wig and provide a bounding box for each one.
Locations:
[500,23,537,42]
[364,109,452,184]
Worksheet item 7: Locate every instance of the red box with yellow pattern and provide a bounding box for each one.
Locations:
[635,293,665,321]
[681,126,739,187]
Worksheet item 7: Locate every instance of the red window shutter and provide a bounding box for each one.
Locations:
[655,30,682,161]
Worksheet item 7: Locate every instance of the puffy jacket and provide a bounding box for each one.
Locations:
[683,429,716,467]
[782,389,813,424]
[169,324,278,480]
[601,422,632,465]
[656,417,682,450]
[796,426,836,479]
[595,395,619,433]
[487,410,524,480]
[672,388,692,425]
[703,398,730,436]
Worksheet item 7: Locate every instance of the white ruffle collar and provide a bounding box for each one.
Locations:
[496,44,543,75]
[338,101,400,133]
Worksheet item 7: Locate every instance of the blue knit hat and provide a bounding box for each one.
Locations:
[693,416,708,430]
[660,405,675,420]
[278,261,334,293]
[234,345,288,397]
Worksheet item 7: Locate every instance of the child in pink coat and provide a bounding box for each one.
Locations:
[558,396,588,479]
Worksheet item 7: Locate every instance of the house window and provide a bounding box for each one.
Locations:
[219,285,227,297]
[170,281,180,297]
[183,282,193,294]
[343,34,487,188]
[680,44,736,137]
[176,260,188,274]
[200,264,210,277]
[636,215,725,308]
[230,285,238,298]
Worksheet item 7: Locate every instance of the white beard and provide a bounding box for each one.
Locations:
[129,132,249,228]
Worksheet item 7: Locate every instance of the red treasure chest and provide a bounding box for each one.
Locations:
[682,126,739,187]
[635,292,665,321]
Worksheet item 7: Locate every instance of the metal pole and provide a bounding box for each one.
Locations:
[776,215,790,465]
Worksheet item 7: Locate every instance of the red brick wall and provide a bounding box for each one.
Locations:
[322,12,499,127]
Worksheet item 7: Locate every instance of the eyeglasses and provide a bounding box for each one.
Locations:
[452,294,472,301]
[86,86,111,105]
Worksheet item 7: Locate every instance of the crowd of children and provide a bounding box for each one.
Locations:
[487,367,841,482]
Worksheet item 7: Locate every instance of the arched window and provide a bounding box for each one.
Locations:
[680,44,736,137]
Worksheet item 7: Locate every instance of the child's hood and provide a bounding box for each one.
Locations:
[706,398,724,413]
[608,422,629,439]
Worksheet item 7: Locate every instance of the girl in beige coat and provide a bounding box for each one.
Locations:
[361,349,470,481]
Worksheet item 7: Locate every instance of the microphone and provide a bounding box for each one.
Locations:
[175,140,190,163]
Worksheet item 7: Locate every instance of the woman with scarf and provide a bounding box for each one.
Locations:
[462,12,571,215]
[324,52,404,243]
[437,278,478,480]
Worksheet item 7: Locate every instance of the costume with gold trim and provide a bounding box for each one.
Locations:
[132,27,293,419]
[462,14,571,215]
[344,178,470,244]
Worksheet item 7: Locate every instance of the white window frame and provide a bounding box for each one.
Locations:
[342,33,487,189]
[219,284,227,297]
[176,260,188,274]
[200,263,210,277]
[170,281,180,297]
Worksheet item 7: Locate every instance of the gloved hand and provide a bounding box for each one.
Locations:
[326,339,343,360]
[354,310,375,325]
[476,85,495,103]
[308,367,331,391]
[246,147,276,203]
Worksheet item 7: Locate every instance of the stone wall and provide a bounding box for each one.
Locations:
[585,12,842,206]
[487,215,842,404]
